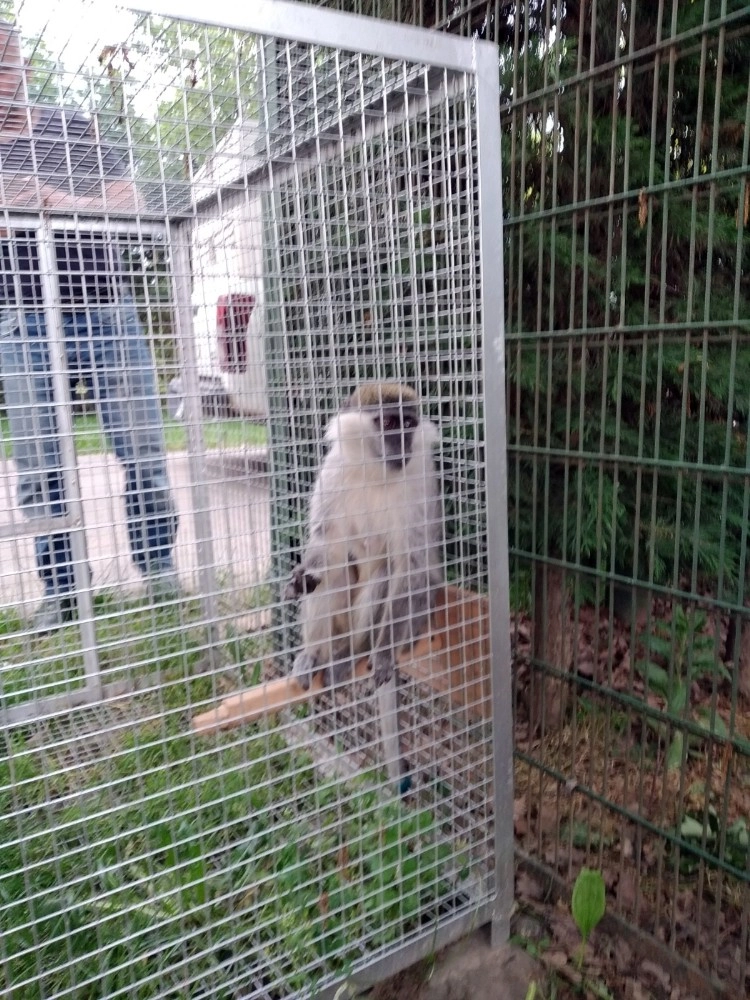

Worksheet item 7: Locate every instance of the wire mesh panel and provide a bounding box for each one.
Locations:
[502,5,750,994]
[311,0,750,994]
[0,2,510,997]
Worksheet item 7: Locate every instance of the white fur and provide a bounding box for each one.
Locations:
[291,406,443,686]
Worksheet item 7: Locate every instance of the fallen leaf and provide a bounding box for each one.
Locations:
[613,935,633,971]
[539,802,560,835]
[545,950,570,969]
[516,870,546,902]
[515,621,531,642]
[642,958,671,992]
[512,910,548,940]
[617,868,638,910]
[337,844,351,880]
[638,188,649,227]
[547,906,583,953]
[625,979,651,1000]
[514,796,529,836]
[576,648,596,678]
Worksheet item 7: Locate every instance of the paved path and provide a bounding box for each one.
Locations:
[0,448,271,616]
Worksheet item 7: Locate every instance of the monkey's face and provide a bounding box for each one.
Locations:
[372,403,419,470]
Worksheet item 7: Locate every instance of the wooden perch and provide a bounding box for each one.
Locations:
[192,585,491,735]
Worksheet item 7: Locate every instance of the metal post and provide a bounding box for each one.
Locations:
[474,41,515,948]
[168,222,220,650]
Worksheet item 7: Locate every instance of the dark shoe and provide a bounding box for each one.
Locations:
[32,595,77,634]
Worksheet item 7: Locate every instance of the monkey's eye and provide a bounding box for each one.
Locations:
[402,414,418,429]
[381,414,400,432]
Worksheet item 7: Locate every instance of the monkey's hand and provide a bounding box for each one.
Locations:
[284,564,321,601]
[370,649,396,687]
[291,650,318,691]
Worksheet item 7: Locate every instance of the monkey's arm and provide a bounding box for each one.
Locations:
[290,562,358,689]
[370,562,436,686]
[284,483,333,600]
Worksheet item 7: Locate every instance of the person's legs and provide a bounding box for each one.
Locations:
[86,294,179,597]
[0,308,79,628]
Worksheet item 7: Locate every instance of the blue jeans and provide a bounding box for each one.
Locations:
[0,295,178,598]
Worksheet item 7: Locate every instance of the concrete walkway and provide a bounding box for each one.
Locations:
[0,448,271,616]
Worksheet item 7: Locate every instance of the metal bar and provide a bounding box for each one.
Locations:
[190,72,467,216]
[473,40,513,948]
[0,666,169,728]
[0,513,78,541]
[0,213,168,235]
[506,441,748,477]
[690,7,724,956]
[167,225,220,648]
[373,57,414,785]
[502,162,750,229]
[497,7,750,118]
[505,319,749,343]
[140,0,486,73]
[376,679,403,786]
[34,218,101,698]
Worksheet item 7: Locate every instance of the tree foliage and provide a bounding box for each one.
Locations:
[498,0,750,605]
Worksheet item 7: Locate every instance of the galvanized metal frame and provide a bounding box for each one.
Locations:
[0,0,512,992]
[141,0,480,74]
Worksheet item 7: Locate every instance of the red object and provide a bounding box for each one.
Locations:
[216,293,255,373]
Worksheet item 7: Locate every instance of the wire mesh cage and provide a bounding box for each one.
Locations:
[0,1,511,997]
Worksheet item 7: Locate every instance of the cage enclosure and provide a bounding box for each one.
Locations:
[0,1,512,996]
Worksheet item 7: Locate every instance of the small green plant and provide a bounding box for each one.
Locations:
[571,868,606,969]
[510,933,551,961]
[676,806,749,875]
[636,604,728,770]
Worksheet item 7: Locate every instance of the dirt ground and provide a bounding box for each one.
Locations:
[362,874,730,1000]
[363,920,711,1000]
[367,930,542,1000]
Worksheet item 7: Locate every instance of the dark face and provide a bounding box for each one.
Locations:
[373,403,419,470]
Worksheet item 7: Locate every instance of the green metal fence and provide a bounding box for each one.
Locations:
[311,1,750,991]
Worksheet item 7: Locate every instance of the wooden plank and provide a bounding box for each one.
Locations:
[191,586,491,734]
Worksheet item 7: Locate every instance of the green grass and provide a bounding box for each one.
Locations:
[1,414,267,458]
[0,583,273,706]
[0,595,469,1000]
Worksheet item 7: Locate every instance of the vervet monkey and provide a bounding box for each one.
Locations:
[286,382,443,690]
